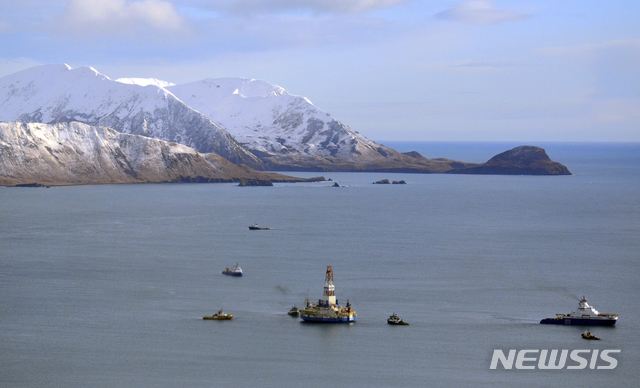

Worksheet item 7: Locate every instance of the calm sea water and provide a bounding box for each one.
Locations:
[1,142,639,387]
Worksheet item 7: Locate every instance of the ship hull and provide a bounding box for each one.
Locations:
[222,271,243,276]
[300,315,356,323]
[540,318,616,326]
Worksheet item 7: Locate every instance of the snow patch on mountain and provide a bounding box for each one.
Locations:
[116,78,176,88]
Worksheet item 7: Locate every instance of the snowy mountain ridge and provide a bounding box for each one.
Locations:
[1,64,422,171]
[0,64,262,168]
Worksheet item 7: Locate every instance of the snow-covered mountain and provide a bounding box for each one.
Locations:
[0,64,571,176]
[0,122,307,186]
[166,78,403,169]
[0,64,263,168]
[0,64,452,172]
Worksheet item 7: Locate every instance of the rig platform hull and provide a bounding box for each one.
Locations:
[300,315,356,323]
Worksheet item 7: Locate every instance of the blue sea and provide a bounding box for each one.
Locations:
[1,142,639,387]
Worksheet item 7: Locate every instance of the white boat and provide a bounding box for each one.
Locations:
[222,264,243,276]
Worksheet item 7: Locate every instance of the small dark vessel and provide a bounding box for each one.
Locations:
[581,331,601,340]
[287,305,300,317]
[387,313,409,325]
[249,223,269,230]
[222,264,243,276]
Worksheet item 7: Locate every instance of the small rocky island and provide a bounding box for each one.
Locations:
[373,179,407,184]
[445,146,571,175]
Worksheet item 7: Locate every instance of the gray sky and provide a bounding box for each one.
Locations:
[1,0,639,142]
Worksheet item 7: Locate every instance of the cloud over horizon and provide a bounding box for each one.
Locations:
[57,0,187,39]
[435,0,531,25]
[183,0,407,16]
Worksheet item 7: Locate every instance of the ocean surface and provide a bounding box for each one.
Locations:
[1,141,639,387]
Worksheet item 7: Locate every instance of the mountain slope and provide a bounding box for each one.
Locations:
[0,64,263,168]
[0,122,308,186]
[166,78,452,171]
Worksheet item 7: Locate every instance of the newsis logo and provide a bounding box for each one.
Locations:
[490,349,621,370]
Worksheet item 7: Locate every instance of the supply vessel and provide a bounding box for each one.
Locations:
[540,296,618,326]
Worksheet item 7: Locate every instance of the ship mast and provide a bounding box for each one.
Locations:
[323,266,336,306]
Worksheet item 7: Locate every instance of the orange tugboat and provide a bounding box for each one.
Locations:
[581,331,601,340]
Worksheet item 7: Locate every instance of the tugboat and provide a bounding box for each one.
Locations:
[248,223,269,230]
[287,305,300,317]
[222,264,243,277]
[300,266,357,323]
[387,313,409,325]
[540,296,618,326]
[581,331,601,340]
[203,309,233,320]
